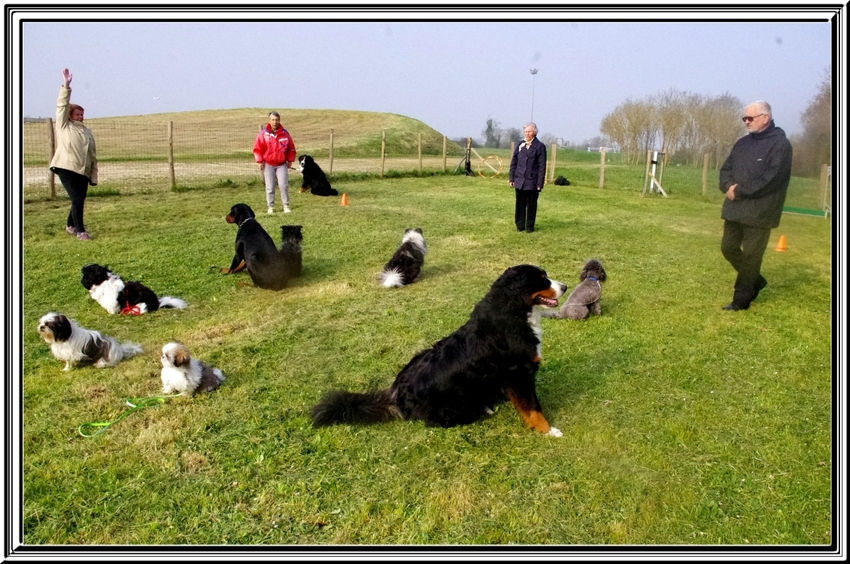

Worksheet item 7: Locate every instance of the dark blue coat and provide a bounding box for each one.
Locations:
[719,121,793,229]
[509,138,547,191]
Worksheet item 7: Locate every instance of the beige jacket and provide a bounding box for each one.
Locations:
[49,86,98,185]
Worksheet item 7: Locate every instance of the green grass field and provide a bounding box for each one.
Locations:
[20,149,833,548]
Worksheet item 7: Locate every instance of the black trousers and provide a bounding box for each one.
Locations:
[514,189,540,231]
[52,168,89,233]
[721,220,770,306]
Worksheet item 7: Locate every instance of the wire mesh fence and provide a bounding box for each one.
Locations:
[22,117,467,200]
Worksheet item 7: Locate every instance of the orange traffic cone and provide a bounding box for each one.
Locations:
[340,193,348,206]
[775,234,787,252]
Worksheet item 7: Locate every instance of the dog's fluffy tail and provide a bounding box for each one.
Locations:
[311,389,400,427]
[120,341,144,359]
[379,268,405,288]
[158,296,188,309]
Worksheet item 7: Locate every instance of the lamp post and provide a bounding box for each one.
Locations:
[530,68,538,122]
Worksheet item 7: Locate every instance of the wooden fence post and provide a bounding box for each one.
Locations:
[550,143,557,184]
[418,133,422,174]
[329,129,334,176]
[168,121,176,189]
[46,118,56,199]
[702,153,709,196]
[442,135,447,172]
[380,131,386,178]
[641,150,652,196]
[598,147,606,188]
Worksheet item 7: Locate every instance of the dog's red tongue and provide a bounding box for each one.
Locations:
[536,296,559,308]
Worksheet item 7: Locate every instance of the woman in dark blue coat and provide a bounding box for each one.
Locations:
[509,123,547,233]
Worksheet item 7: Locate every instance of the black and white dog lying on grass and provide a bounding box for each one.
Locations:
[81,263,187,315]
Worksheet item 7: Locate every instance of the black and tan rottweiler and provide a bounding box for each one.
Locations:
[223,203,292,291]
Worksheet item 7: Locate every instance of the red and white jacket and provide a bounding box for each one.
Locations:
[253,124,296,167]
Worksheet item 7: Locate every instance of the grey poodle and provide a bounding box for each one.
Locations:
[542,259,607,320]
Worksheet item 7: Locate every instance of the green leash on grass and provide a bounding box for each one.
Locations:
[78,394,182,438]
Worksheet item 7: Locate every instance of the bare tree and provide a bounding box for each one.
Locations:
[601,98,656,163]
[793,67,831,177]
[602,90,742,167]
[482,118,503,148]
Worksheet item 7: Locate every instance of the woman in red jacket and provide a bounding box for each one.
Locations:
[253,111,297,214]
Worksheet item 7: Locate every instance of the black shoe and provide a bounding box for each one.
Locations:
[517,227,525,232]
[722,302,748,311]
[526,227,534,233]
[752,277,768,300]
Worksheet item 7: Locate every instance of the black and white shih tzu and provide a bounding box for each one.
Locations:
[36,312,143,371]
[80,263,187,315]
[160,342,225,396]
[378,228,427,288]
[541,259,607,320]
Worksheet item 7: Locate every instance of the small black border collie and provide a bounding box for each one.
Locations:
[379,228,427,288]
[223,203,294,291]
[297,155,338,196]
[80,264,187,315]
[37,312,143,370]
[312,265,567,436]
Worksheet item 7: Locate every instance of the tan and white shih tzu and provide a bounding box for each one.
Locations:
[160,342,225,396]
[36,312,143,371]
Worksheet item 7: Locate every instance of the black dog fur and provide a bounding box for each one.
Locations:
[311,265,567,436]
[223,203,293,291]
[297,155,338,196]
[279,225,303,279]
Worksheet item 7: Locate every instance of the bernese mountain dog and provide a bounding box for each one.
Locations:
[223,203,296,291]
[80,264,187,315]
[297,155,339,196]
[311,264,567,436]
[379,228,427,288]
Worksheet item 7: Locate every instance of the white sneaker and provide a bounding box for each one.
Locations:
[267,207,274,215]
[284,205,292,213]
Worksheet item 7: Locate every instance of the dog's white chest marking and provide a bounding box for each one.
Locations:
[89,275,124,314]
[527,310,544,359]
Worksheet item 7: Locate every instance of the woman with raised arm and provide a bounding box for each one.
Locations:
[49,68,98,240]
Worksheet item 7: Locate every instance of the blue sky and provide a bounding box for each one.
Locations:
[20,13,834,144]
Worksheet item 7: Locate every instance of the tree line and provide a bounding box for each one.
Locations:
[600,89,743,168]
[600,74,831,177]
[469,71,830,179]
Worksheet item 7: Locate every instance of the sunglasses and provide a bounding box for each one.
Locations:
[742,113,766,123]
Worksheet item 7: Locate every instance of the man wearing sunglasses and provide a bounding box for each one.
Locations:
[718,101,793,311]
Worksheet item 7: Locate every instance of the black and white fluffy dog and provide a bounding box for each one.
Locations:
[379,228,427,288]
[279,225,303,279]
[542,259,606,320]
[297,155,338,196]
[81,264,188,315]
[223,203,294,291]
[37,312,143,371]
[312,265,567,436]
[160,342,225,396]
